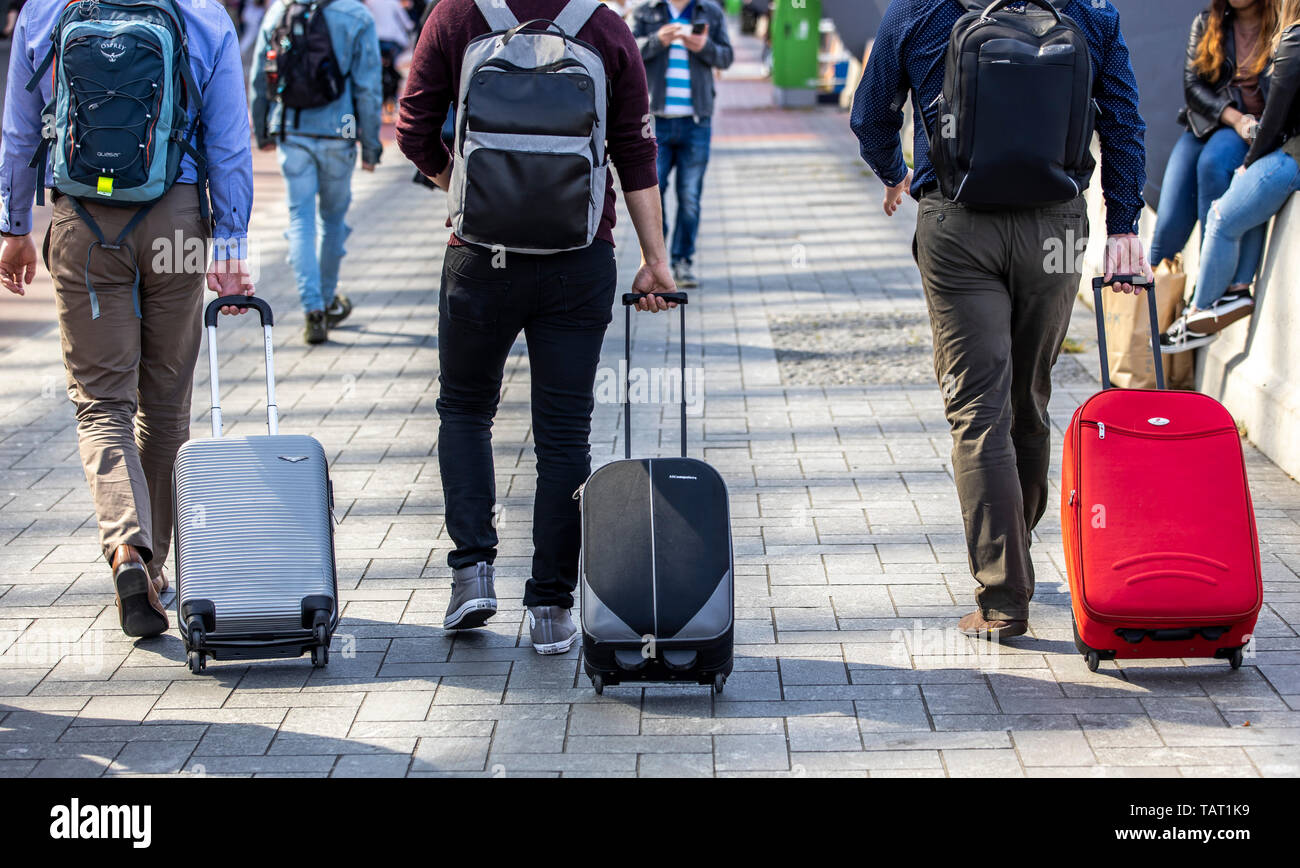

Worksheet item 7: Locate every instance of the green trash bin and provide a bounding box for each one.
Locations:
[725,0,742,16]
[770,0,822,106]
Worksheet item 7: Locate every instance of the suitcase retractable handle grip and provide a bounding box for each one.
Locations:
[621,292,689,307]
[203,296,279,439]
[1091,274,1164,392]
[623,292,690,461]
[203,295,274,328]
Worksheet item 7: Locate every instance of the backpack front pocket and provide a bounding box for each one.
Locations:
[465,64,597,138]
[459,134,593,251]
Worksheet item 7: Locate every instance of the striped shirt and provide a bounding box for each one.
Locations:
[660,1,695,118]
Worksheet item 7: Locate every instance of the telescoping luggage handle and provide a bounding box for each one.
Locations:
[203,296,278,438]
[621,292,689,461]
[1091,274,1163,391]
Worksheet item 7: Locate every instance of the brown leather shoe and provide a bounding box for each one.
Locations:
[151,568,169,595]
[112,545,169,638]
[958,610,1028,642]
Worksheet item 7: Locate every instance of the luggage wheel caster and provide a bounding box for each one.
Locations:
[712,674,725,694]
[1084,650,1100,673]
[591,675,604,695]
[311,625,329,668]
[187,650,205,675]
[1229,647,1244,670]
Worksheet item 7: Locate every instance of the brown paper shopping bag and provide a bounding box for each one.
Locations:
[1101,257,1195,390]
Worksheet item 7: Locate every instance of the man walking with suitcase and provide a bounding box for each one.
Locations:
[398,0,677,655]
[249,0,384,345]
[0,0,254,639]
[631,0,733,289]
[851,0,1154,641]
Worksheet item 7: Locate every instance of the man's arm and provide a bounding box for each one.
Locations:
[1,10,49,295]
[625,186,677,312]
[689,7,733,69]
[604,15,674,311]
[395,5,454,179]
[351,15,384,167]
[199,18,255,307]
[849,3,910,190]
[1092,9,1152,291]
[247,5,273,149]
[0,10,46,239]
[632,5,673,62]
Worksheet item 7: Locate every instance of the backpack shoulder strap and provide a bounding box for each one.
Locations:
[473,0,519,32]
[552,0,601,37]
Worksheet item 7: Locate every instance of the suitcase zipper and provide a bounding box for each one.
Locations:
[1097,422,1104,440]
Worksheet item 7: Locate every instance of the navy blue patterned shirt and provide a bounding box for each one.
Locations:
[850,0,1147,235]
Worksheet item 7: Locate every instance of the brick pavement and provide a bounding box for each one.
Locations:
[0,32,1297,778]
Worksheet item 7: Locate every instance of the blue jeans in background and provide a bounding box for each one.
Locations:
[655,115,712,265]
[1149,128,1264,285]
[277,135,356,313]
[1195,149,1300,310]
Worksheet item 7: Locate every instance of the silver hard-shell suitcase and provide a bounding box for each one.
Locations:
[173,296,339,674]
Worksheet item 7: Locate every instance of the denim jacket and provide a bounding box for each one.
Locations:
[631,0,734,120]
[249,0,384,165]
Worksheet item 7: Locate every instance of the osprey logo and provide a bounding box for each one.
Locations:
[278,455,309,463]
[99,39,127,62]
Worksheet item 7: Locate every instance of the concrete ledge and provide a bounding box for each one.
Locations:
[1197,196,1300,480]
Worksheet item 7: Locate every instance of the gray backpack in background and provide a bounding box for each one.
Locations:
[450,0,608,254]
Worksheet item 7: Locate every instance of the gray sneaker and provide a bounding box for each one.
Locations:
[443,562,497,630]
[527,605,579,655]
[672,260,699,289]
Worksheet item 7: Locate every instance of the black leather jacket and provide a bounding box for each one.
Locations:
[1179,9,1271,139]
[1246,25,1300,166]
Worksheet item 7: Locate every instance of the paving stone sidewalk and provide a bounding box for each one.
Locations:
[1,36,1298,778]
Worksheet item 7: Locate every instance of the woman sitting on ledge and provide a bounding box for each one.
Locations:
[1165,0,1300,353]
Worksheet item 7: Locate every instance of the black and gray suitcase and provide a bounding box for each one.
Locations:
[579,293,734,694]
[172,297,339,674]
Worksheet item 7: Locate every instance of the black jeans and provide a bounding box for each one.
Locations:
[913,192,1088,621]
[437,240,617,608]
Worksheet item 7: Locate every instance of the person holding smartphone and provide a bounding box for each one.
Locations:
[632,0,734,289]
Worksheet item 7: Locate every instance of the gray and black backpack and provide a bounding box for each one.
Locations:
[927,0,1097,208]
[450,0,608,254]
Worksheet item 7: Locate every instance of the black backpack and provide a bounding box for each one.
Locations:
[264,0,345,127]
[926,0,1097,208]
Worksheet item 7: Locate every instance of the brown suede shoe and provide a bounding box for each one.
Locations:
[112,545,169,638]
[958,610,1028,643]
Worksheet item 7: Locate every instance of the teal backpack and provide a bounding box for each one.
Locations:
[26,0,208,319]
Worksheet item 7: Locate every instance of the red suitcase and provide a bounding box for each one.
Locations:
[1061,275,1262,672]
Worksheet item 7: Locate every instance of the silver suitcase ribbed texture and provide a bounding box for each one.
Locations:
[173,297,338,673]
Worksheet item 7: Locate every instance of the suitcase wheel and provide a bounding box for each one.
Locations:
[1229,647,1244,670]
[591,675,604,695]
[1084,650,1101,673]
[712,673,726,694]
[310,624,330,668]
[186,626,207,675]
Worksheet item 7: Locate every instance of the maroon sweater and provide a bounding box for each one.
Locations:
[396,0,659,247]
